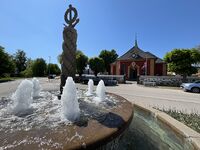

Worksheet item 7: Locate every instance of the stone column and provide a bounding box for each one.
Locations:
[162,63,167,76]
[150,59,155,76]
[60,27,77,92]
[116,61,120,75]
[110,64,114,75]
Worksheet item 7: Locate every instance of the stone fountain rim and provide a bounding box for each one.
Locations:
[64,92,133,150]
[134,103,200,150]
[78,92,133,150]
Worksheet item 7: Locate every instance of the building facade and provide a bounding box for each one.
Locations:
[110,40,167,80]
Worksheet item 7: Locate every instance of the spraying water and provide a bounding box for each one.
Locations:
[86,79,94,96]
[32,77,41,98]
[61,77,80,122]
[95,80,106,101]
[12,79,33,114]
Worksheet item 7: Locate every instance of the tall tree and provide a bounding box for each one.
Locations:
[20,58,34,77]
[0,46,15,77]
[99,49,118,74]
[76,50,88,77]
[196,45,200,51]
[32,58,47,77]
[164,48,200,80]
[47,63,61,75]
[89,57,104,76]
[13,50,27,73]
[191,49,200,64]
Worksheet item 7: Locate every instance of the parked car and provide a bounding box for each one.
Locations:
[180,80,200,93]
[48,74,56,79]
[82,76,117,86]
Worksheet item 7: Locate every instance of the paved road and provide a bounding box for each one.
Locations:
[0,78,200,114]
[106,82,200,114]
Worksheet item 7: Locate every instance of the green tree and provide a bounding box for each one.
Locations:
[164,49,200,79]
[76,50,88,77]
[89,57,104,76]
[32,58,47,77]
[196,45,200,51]
[0,46,15,77]
[47,63,61,75]
[13,49,27,73]
[192,49,200,62]
[57,53,63,64]
[99,49,118,74]
[20,58,34,77]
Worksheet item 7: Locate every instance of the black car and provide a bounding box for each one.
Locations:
[48,74,56,79]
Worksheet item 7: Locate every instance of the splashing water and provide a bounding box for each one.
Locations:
[0,76,121,149]
[61,77,80,122]
[32,77,41,98]
[11,79,33,114]
[85,79,94,96]
[95,80,106,102]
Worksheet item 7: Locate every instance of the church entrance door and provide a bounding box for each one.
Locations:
[129,68,137,81]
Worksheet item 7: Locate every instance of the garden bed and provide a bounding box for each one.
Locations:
[155,108,200,133]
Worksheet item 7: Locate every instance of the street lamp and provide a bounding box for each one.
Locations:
[48,56,51,75]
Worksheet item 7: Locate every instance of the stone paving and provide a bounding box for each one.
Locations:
[0,78,200,114]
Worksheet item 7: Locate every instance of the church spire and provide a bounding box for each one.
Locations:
[135,33,138,48]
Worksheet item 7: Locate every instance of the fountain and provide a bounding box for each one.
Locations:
[93,80,106,104]
[0,4,133,150]
[0,3,200,150]
[96,80,106,100]
[85,79,94,96]
[61,77,80,122]
[11,79,33,114]
[32,77,41,98]
[0,77,133,149]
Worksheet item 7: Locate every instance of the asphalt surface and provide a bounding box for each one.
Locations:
[0,78,200,114]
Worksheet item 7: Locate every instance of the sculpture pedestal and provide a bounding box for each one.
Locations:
[60,26,77,94]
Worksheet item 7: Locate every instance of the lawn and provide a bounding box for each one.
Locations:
[0,77,23,83]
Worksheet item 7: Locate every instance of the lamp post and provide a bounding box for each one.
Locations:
[48,56,51,75]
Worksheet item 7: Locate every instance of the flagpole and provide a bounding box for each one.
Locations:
[145,55,147,76]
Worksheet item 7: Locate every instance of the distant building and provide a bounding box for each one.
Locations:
[110,39,167,80]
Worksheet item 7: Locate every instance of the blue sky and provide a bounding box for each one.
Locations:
[0,0,200,64]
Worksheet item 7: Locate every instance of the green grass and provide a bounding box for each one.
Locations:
[0,77,23,83]
[0,77,13,83]
[155,108,200,133]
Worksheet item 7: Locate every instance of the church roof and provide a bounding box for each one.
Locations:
[117,46,157,60]
[155,58,165,63]
[117,39,165,63]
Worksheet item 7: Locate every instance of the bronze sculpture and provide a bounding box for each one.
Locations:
[60,4,79,94]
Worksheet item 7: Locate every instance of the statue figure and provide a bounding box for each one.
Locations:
[60,4,79,95]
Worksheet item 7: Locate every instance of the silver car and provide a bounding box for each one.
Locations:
[180,80,200,93]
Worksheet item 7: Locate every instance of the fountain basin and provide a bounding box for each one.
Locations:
[0,92,133,150]
[129,104,200,150]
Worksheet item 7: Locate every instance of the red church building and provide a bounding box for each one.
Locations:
[110,40,167,80]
